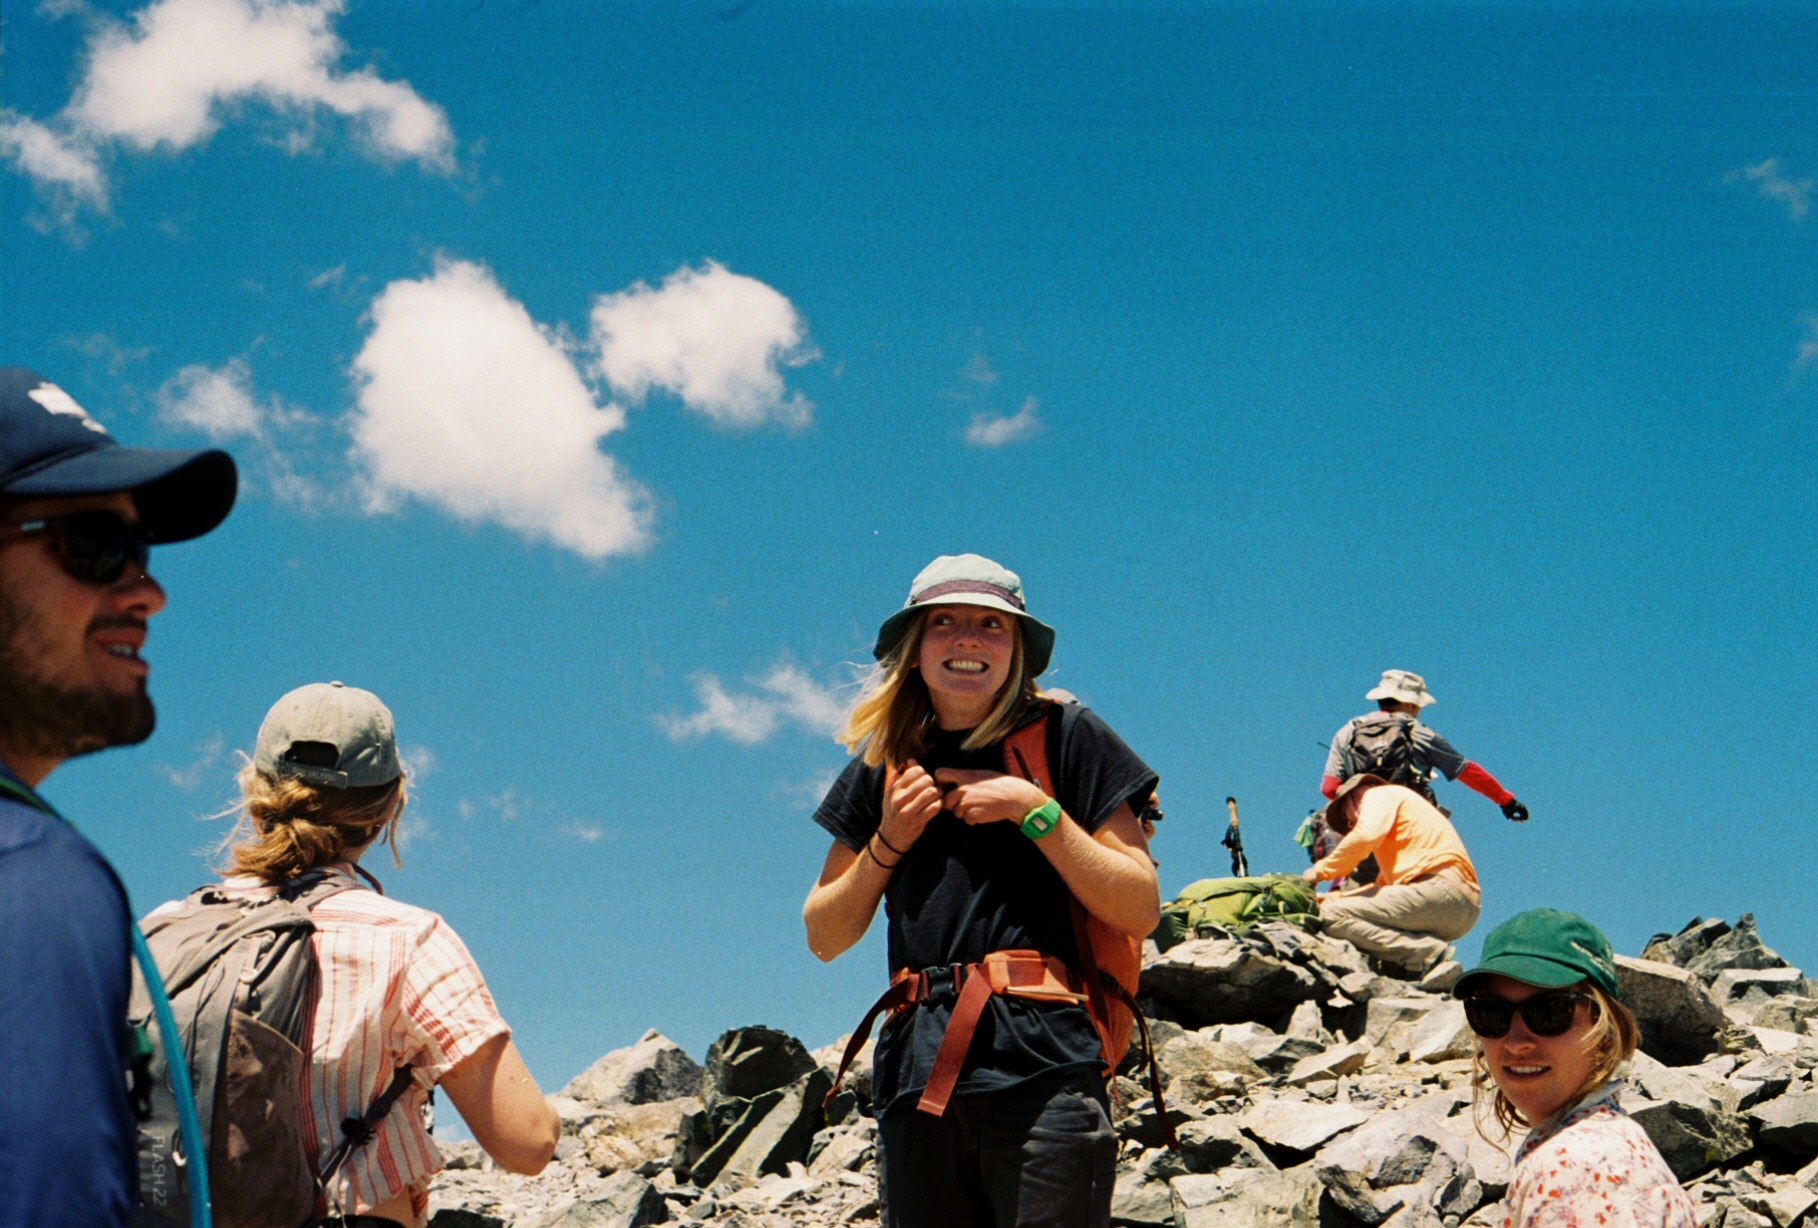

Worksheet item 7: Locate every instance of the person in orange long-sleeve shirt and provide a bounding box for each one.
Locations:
[1302,773,1481,973]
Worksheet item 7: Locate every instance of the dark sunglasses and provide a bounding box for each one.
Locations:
[0,511,153,586]
[1463,990,1593,1038]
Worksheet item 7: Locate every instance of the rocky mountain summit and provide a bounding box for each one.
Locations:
[428,914,1818,1228]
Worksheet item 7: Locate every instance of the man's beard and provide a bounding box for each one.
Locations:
[0,589,155,765]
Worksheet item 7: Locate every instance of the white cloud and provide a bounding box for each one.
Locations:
[966,395,1042,447]
[0,111,109,221]
[72,0,454,165]
[351,257,654,560]
[157,359,266,439]
[158,730,227,791]
[155,357,329,508]
[1799,315,1818,369]
[1730,158,1812,222]
[961,353,1000,387]
[590,260,817,429]
[4,0,453,227]
[660,660,847,745]
[561,821,606,843]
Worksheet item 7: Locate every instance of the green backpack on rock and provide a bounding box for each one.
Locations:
[1152,874,1320,953]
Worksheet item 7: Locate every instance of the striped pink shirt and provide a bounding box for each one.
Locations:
[214,864,509,1217]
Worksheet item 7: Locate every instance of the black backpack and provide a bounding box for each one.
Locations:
[1345,713,1433,798]
[130,873,414,1228]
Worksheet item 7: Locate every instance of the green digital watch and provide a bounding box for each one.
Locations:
[1020,797,1062,840]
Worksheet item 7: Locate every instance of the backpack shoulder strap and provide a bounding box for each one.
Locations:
[1001,700,1058,795]
[0,774,59,818]
[317,1065,416,1188]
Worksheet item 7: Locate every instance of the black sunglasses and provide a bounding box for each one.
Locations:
[1462,990,1593,1039]
[0,511,153,586]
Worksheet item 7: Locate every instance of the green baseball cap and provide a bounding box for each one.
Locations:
[1454,908,1622,1000]
[873,553,1057,676]
[254,681,401,789]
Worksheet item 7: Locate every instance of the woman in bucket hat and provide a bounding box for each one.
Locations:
[1456,909,1694,1227]
[152,683,558,1227]
[804,554,1161,1228]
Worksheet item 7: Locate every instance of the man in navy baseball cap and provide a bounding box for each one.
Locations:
[0,367,237,1226]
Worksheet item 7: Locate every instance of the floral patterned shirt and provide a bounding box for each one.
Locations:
[1504,1082,1696,1228]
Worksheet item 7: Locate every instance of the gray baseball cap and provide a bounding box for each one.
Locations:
[254,682,401,788]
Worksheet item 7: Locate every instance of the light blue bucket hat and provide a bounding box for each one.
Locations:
[873,553,1056,677]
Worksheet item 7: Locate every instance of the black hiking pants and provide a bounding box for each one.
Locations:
[877,1074,1116,1228]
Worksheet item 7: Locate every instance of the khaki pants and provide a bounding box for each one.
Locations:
[1319,869,1480,971]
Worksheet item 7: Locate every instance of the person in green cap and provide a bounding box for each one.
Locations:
[1455,909,1694,1228]
[804,553,1161,1228]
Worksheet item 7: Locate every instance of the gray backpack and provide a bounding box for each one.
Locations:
[1346,713,1434,800]
[130,872,413,1228]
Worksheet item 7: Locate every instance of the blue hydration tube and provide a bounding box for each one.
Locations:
[133,922,212,1228]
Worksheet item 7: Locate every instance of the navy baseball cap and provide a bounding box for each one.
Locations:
[0,367,236,543]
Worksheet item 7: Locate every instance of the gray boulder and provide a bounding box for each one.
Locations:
[1713,967,1810,1006]
[1750,1091,1818,1155]
[1141,933,1327,1028]
[1239,1098,1370,1155]
[1285,1036,1373,1086]
[519,1172,668,1228]
[1110,1168,1175,1228]
[1170,1167,1324,1228]
[1629,1094,1755,1180]
[1730,1055,1796,1110]
[1630,1051,1741,1116]
[1406,1001,1477,1064]
[562,1029,703,1105]
[575,1097,701,1176]
[686,1067,833,1188]
[1157,1033,1267,1101]
[1314,1098,1483,1228]
[1688,915,1792,983]
[1643,917,1732,968]
[1173,1114,1278,1173]
[700,1026,820,1118]
[1616,954,1728,1065]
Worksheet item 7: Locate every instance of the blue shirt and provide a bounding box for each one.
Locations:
[0,765,137,1227]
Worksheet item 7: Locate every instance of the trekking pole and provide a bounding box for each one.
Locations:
[1222,796,1249,877]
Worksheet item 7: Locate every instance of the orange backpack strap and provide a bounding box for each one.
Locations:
[1009,701,1177,1148]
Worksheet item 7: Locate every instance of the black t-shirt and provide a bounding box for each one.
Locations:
[812,703,1158,1116]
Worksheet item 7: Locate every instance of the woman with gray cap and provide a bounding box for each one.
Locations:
[805,554,1161,1228]
[204,682,558,1227]
[1456,909,1693,1227]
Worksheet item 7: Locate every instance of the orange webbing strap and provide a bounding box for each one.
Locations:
[915,951,1083,1117]
[824,968,927,1110]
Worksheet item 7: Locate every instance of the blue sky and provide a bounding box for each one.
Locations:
[5,0,1815,1113]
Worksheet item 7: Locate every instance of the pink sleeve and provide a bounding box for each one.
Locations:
[398,915,510,1082]
[1320,774,1342,799]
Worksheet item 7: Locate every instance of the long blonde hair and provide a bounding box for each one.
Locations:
[837,608,1039,768]
[1472,981,1640,1138]
[219,762,407,884]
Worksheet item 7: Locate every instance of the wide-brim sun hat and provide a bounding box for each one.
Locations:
[1322,772,1387,830]
[873,553,1056,677]
[1366,668,1436,708]
[254,681,402,789]
[1453,908,1622,1001]
[0,368,236,544]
